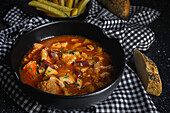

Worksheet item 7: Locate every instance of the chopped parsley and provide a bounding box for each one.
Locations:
[29,67,32,70]
[64,83,70,87]
[64,76,69,79]
[67,50,70,54]
[55,67,58,70]
[69,92,73,95]
[73,52,76,56]
[82,85,85,88]
[54,54,57,57]
[76,83,80,86]
[64,73,69,79]
[59,51,63,54]
[32,76,35,79]
[35,72,38,75]
[47,70,52,73]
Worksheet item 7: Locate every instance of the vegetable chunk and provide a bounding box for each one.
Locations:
[20,35,114,96]
[62,53,77,65]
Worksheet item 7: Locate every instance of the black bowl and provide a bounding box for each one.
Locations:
[11,21,125,110]
[14,0,92,21]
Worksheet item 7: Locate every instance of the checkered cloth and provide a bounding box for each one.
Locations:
[0,0,160,112]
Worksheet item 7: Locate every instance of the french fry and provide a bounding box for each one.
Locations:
[28,0,68,17]
[53,0,59,4]
[73,0,79,8]
[71,8,78,16]
[37,7,65,16]
[38,0,73,12]
[36,7,51,13]
[66,0,74,8]
[29,0,90,18]
[59,0,65,6]
[79,5,86,14]
[46,13,60,17]
[65,11,71,16]
[77,0,90,14]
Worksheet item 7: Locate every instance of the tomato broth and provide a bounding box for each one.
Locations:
[20,35,115,95]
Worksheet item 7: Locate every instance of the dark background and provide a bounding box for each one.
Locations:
[0,0,170,113]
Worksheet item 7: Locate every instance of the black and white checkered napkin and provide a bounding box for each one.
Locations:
[0,0,160,112]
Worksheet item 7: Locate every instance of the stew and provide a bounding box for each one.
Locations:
[20,35,115,95]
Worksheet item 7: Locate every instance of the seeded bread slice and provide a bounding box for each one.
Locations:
[134,49,162,96]
[96,0,130,19]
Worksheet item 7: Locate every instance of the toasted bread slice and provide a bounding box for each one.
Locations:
[134,49,162,96]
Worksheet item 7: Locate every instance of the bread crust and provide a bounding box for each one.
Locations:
[96,0,130,19]
[134,49,162,96]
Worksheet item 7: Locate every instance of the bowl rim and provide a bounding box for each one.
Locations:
[11,20,125,98]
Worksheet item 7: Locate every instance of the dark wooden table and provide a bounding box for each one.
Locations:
[0,0,170,113]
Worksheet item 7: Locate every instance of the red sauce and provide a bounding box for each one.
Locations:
[20,35,115,95]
